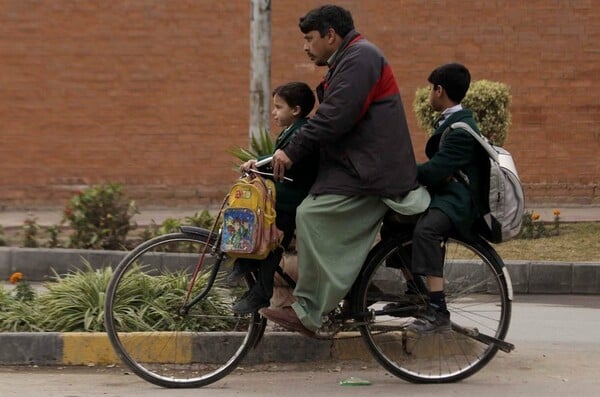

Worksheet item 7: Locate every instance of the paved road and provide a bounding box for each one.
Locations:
[1,295,599,397]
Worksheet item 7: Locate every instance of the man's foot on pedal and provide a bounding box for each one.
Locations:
[406,304,451,334]
[259,306,316,338]
[232,289,269,314]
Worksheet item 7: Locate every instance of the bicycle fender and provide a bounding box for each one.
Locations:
[180,226,218,244]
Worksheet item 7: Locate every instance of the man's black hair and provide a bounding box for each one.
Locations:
[428,63,471,103]
[273,82,316,119]
[299,4,354,38]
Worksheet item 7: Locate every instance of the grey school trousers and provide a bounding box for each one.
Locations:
[290,194,390,331]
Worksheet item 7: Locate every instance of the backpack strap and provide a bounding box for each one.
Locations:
[450,122,499,163]
[439,122,489,221]
[439,124,472,185]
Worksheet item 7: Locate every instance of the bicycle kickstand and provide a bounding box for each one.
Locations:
[451,323,515,353]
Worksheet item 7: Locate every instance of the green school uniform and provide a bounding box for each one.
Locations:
[418,109,489,239]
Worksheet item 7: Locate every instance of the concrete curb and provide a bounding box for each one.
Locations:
[2,247,599,294]
[0,247,127,282]
[505,261,600,294]
[1,247,599,366]
[0,332,372,366]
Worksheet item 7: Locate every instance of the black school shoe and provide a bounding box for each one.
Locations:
[232,289,270,314]
[226,260,259,287]
[406,304,451,334]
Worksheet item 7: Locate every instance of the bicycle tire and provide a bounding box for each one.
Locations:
[104,231,264,388]
[354,235,512,383]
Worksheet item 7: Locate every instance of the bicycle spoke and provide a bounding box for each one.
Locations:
[356,237,511,383]
[105,232,264,388]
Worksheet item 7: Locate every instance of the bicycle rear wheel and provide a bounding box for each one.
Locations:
[354,236,512,383]
[104,231,264,388]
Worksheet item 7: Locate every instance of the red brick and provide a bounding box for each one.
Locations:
[0,0,598,207]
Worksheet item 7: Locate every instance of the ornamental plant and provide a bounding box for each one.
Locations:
[63,184,138,250]
[413,79,512,146]
[46,225,62,248]
[0,272,40,331]
[553,209,561,235]
[21,216,40,248]
[0,264,235,332]
[9,272,35,302]
[227,127,274,165]
[518,210,563,239]
[33,262,233,332]
[107,265,233,332]
[185,209,216,229]
[36,263,113,332]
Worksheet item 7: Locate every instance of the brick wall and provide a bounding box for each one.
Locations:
[1,0,598,208]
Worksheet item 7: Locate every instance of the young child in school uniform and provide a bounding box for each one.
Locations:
[407,63,489,333]
[230,82,319,314]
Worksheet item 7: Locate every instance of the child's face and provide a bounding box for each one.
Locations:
[428,84,445,112]
[272,94,300,128]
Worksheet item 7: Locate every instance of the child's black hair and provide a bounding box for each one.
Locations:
[428,63,471,103]
[272,82,316,119]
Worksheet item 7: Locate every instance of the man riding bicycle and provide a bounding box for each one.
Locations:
[262,4,429,336]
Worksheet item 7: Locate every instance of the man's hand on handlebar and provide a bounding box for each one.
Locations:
[272,149,293,182]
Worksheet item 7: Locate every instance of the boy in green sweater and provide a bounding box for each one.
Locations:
[231,82,319,314]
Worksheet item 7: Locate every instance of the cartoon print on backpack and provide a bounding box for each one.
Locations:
[222,213,256,252]
[221,176,282,259]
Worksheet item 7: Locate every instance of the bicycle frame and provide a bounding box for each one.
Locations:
[104,159,514,387]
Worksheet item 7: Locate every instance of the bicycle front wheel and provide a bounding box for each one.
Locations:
[104,231,264,388]
[355,236,512,383]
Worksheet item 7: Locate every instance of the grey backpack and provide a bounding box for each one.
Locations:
[451,122,525,243]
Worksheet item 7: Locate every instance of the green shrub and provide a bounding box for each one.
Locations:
[46,225,62,248]
[0,286,8,304]
[413,80,512,146]
[185,210,217,229]
[0,273,40,332]
[63,184,138,250]
[21,216,40,248]
[141,210,219,241]
[0,263,235,332]
[109,266,233,332]
[141,217,182,240]
[36,263,113,332]
[0,298,42,331]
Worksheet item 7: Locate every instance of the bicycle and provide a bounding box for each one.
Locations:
[104,159,515,388]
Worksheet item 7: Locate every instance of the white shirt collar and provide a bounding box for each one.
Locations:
[441,104,463,119]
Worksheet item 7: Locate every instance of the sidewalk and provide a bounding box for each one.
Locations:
[2,205,600,228]
[0,207,204,228]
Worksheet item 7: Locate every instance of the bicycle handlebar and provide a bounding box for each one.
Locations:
[244,156,294,182]
[254,156,273,168]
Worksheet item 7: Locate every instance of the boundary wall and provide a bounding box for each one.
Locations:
[0,1,598,207]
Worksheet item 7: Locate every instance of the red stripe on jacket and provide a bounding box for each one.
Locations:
[358,63,399,121]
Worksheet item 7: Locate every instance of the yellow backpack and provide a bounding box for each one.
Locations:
[220,175,283,259]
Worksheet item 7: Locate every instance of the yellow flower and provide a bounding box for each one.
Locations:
[531,213,540,221]
[9,272,24,284]
[553,209,561,216]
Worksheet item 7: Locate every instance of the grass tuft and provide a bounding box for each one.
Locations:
[495,222,600,262]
